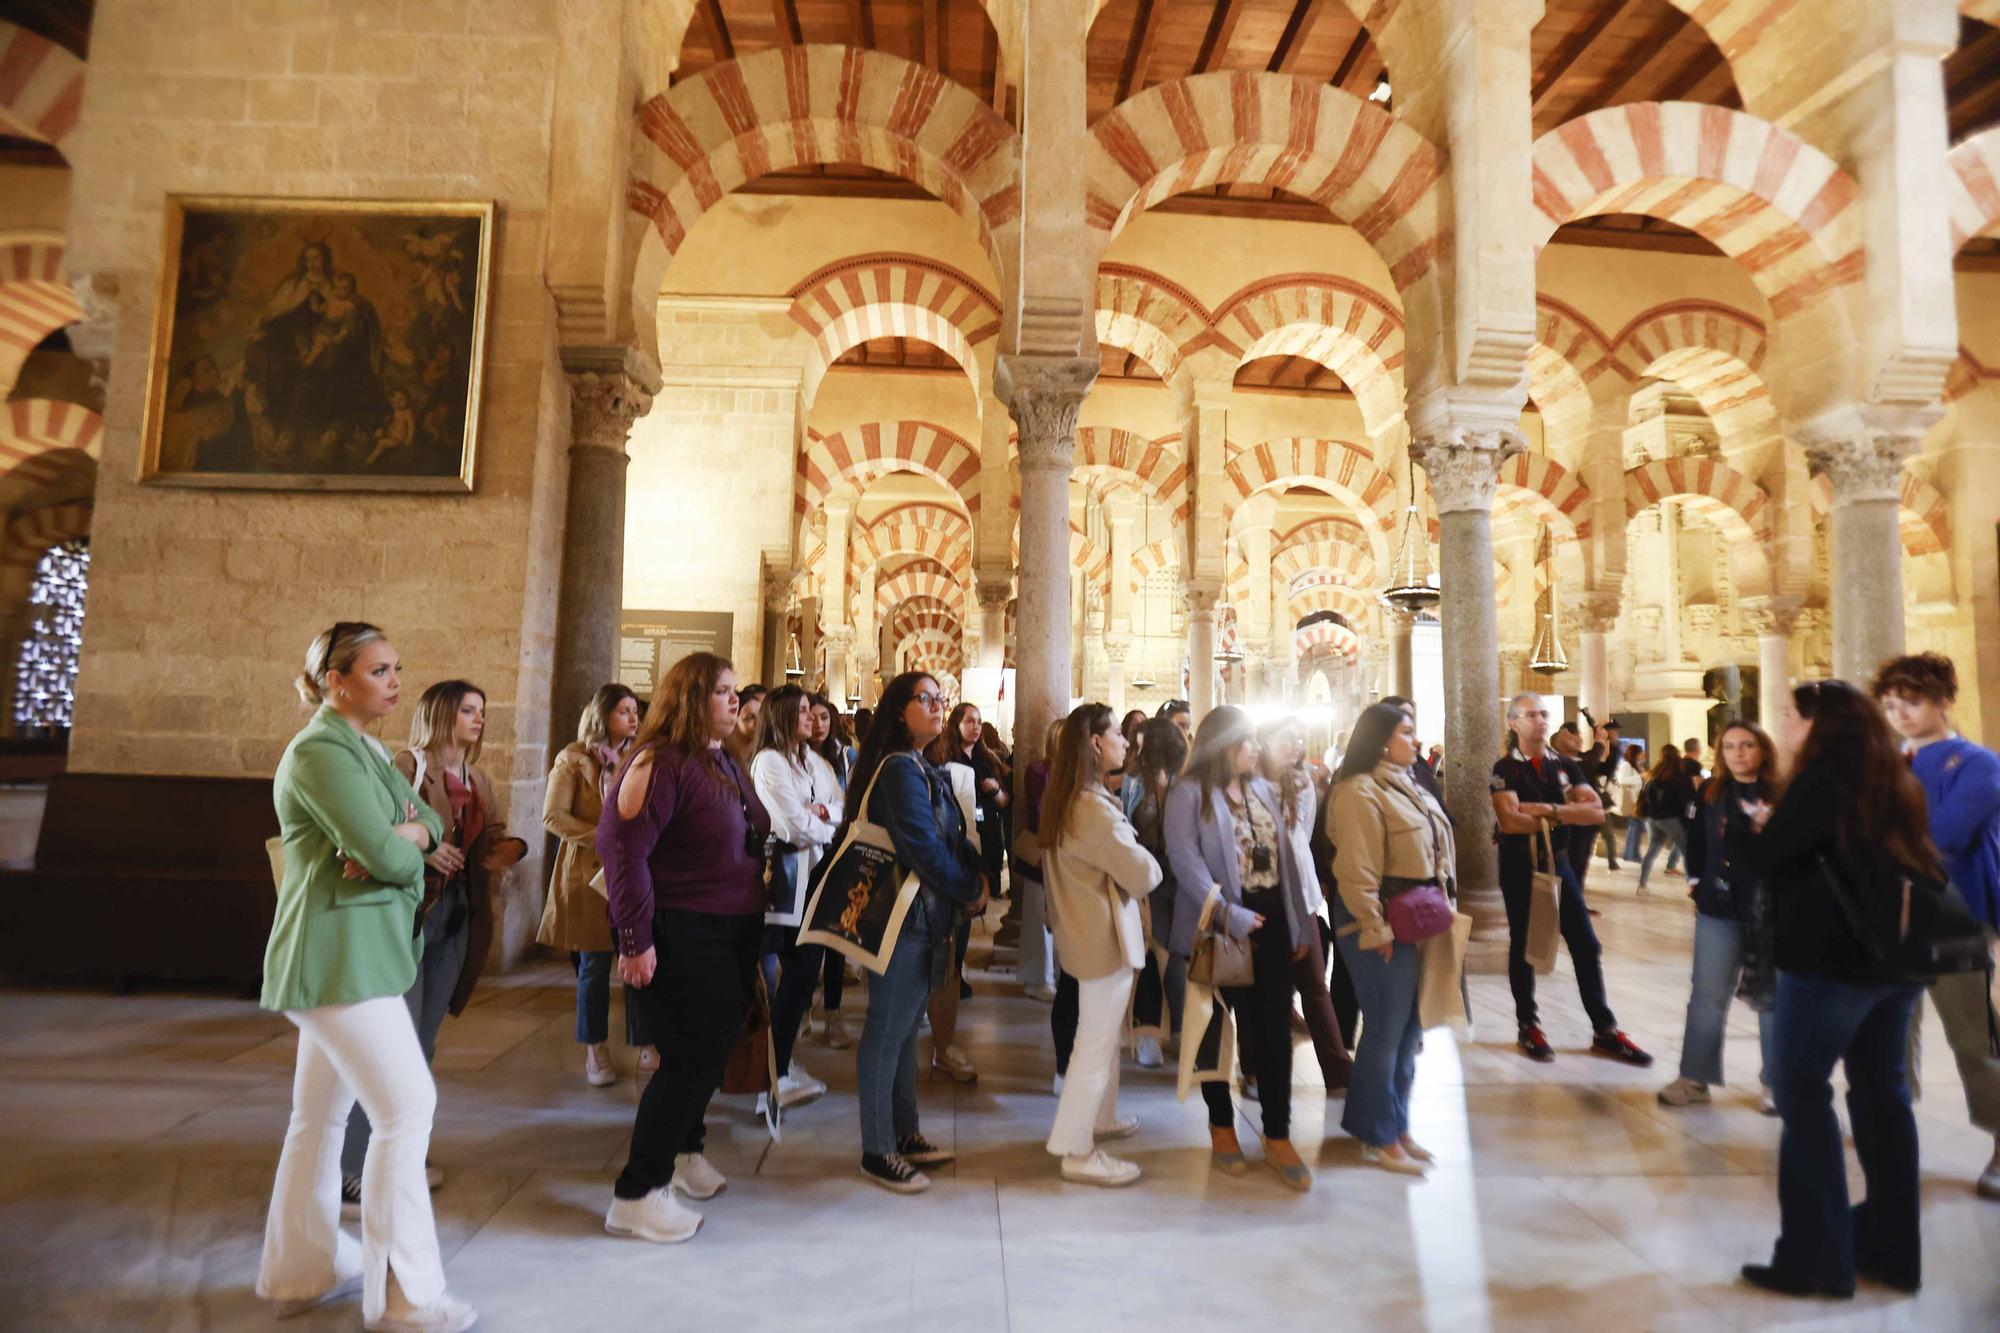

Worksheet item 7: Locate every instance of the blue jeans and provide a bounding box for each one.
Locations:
[1622,816,1644,860]
[1336,930,1422,1148]
[1677,914,1773,1087]
[1769,972,1923,1291]
[572,950,650,1047]
[857,924,935,1156]
[1639,818,1685,887]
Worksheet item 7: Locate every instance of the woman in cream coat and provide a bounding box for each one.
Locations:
[1041,703,1162,1187]
[1329,701,1458,1176]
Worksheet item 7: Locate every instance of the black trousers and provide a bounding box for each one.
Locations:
[614,909,762,1200]
[1200,905,1297,1141]
[821,944,845,1012]
[1497,856,1616,1034]
[1052,968,1079,1075]
[764,922,825,1077]
[1326,917,1359,1045]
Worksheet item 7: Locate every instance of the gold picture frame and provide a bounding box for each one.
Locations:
[139,194,494,493]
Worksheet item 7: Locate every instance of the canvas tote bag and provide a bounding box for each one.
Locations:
[797,754,925,975]
[1523,821,1563,974]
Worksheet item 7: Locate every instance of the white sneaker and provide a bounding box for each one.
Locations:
[932,1044,978,1084]
[1061,1149,1141,1187]
[775,1069,827,1108]
[671,1152,726,1200]
[1051,1073,1064,1097]
[1095,1113,1139,1141]
[826,1014,856,1049]
[584,1042,615,1088]
[605,1186,702,1243]
[1657,1077,1711,1107]
[1135,1036,1163,1068]
[362,1290,478,1333]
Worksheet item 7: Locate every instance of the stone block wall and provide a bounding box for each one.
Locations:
[61,0,576,967]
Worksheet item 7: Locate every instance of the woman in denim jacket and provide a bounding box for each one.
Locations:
[846,671,990,1194]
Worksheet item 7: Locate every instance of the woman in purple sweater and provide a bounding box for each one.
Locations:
[597,652,770,1245]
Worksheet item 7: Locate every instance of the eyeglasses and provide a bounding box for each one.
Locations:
[913,692,945,708]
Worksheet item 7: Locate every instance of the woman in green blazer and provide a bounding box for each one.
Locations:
[255,622,476,1333]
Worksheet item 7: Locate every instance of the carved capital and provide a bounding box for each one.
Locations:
[1104,636,1131,663]
[996,354,1097,472]
[66,271,120,365]
[821,625,856,650]
[1410,425,1526,515]
[563,345,658,454]
[761,564,795,608]
[1182,579,1222,616]
[976,577,1013,612]
[1796,405,1930,506]
[1571,589,1622,635]
[1741,595,1805,640]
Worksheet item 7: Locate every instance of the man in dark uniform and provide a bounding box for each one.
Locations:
[1491,692,1653,1065]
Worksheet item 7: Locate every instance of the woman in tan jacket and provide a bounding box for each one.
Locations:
[537,683,645,1085]
[1329,701,1457,1177]
[1041,703,1163,1188]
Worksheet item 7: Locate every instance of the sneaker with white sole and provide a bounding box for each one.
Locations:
[825,1014,856,1049]
[1061,1149,1141,1187]
[860,1152,931,1194]
[1657,1077,1711,1106]
[361,1290,478,1333]
[1095,1113,1139,1141]
[775,1069,827,1108]
[604,1186,702,1243]
[671,1152,726,1200]
[932,1044,978,1084]
[584,1043,615,1088]
[1135,1036,1163,1068]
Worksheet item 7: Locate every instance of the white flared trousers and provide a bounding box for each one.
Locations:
[1046,968,1134,1157]
[257,995,446,1321]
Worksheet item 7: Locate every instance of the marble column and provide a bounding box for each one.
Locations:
[1412,424,1522,949]
[998,354,1096,805]
[1744,598,1802,727]
[551,349,653,742]
[1184,580,1220,720]
[821,626,854,709]
[1387,610,1415,700]
[1105,637,1130,714]
[856,651,880,708]
[1573,590,1620,720]
[975,577,1010,670]
[1801,411,1928,683]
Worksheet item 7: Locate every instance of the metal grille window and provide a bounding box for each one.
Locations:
[14,539,88,733]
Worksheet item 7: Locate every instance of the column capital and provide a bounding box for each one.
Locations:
[976,576,1014,611]
[1742,595,1805,639]
[821,625,856,648]
[1182,579,1222,615]
[823,492,857,522]
[563,344,659,454]
[1411,425,1526,514]
[1796,404,1934,505]
[996,353,1097,470]
[761,563,795,608]
[1571,589,1622,635]
[1104,634,1131,661]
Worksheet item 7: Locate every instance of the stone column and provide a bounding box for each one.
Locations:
[1387,610,1415,700]
[551,349,653,740]
[1105,637,1130,714]
[1184,580,1220,721]
[856,650,880,707]
[1573,590,1620,720]
[1801,408,1930,682]
[1412,424,1523,949]
[760,564,792,685]
[821,627,854,709]
[975,577,1010,670]
[1744,597,1802,727]
[998,354,1096,804]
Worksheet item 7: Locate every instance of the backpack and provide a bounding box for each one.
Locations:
[1819,852,1996,988]
[1637,778,1668,819]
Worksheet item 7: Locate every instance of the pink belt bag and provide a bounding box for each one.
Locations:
[1381,876,1454,945]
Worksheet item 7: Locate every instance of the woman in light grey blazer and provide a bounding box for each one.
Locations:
[1163,705,1316,1191]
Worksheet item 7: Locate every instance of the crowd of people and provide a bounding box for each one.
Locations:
[249,620,1999,1329]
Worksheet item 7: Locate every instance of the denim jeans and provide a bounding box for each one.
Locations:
[1769,972,1923,1291]
[857,922,935,1156]
[574,950,611,1044]
[1621,816,1644,861]
[1677,913,1773,1087]
[1336,931,1422,1147]
[1638,818,1686,887]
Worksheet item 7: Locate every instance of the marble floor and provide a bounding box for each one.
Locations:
[3,863,1998,1332]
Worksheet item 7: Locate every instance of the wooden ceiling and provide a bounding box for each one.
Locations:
[1527,0,1738,138]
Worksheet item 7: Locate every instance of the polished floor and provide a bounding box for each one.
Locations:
[3,862,1998,1332]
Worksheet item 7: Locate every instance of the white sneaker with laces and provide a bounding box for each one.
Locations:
[605,1186,702,1243]
[361,1290,478,1333]
[671,1152,726,1200]
[1656,1077,1711,1107]
[1135,1036,1163,1068]
[584,1042,615,1088]
[1094,1113,1140,1141]
[825,1014,856,1048]
[775,1069,827,1108]
[1061,1149,1141,1187]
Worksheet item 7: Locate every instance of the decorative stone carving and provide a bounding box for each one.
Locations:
[66,270,119,367]
[996,354,1098,470]
[1741,596,1804,640]
[1411,425,1526,514]
[566,370,653,452]
[1804,430,1920,505]
[1181,580,1221,616]
[976,577,1013,612]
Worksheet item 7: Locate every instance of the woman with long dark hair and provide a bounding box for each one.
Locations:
[1637,743,1695,895]
[1329,702,1456,1175]
[845,672,990,1193]
[1740,680,1938,1298]
[1658,719,1779,1111]
[1124,716,1189,1066]
[599,652,769,1244]
[924,700,1004,1083]
[1164,705,1316,1191]
[1040,704,1162,1185]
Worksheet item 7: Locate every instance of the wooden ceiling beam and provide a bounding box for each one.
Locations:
[1586,13,1704,114]
[1948,29,2000,96]
[1655,39,1727,102]
[1117,0,1166,104]
[699,0,734,61]
[1530,0,1637,112]
[923,0,942,71]
[1193,0,1248,75]
[1330,27,1370,94]
[1269,0,1332,75]
[847,0,875,47]
[773,0,803,46]
[1952,76,2000,139]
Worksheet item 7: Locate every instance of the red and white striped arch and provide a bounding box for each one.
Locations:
[875,562,965,621]
[1529,296,1621,429]
[1946,119,2000,253]
[1223,437,1398,536]
[1624,457,1773,546]
[0,398,102,482]
[850,518,972,587]
[1495,452,1594,540]
[2,500,89,572]
[1287,579,1373,627]
[1531,104,1862,323]
[890,596,962,645]
[1130,538,1181,589]
[1096,265,1211,390]
[786,254,1000,407]
[798,421,980,518]
[1072,427,1189,523]
[1616,301,1778,446]
[898,627,963,676]
[628,47,1021,349]
[1274,540,1373,588]
[1806,469,1952,558]
[0,23,84,150]
[1086,72,1449,297]
[1213,274,1406,435]
[1293,618,1360,660]
[0,233,81,389]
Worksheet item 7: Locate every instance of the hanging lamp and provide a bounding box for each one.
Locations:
[1527,524,1570,674]
[784,629,805,679]
[1380,452,1440,613]
[1214,603,1244,664]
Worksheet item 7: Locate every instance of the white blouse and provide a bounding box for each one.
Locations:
[751,747,845,926]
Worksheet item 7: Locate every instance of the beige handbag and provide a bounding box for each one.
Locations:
[1523,821,1562,974]
[1186,885,1254,988]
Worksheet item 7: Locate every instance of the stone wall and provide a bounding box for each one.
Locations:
[60,0,575,966]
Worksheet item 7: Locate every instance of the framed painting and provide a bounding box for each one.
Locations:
[139,195,493,492]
